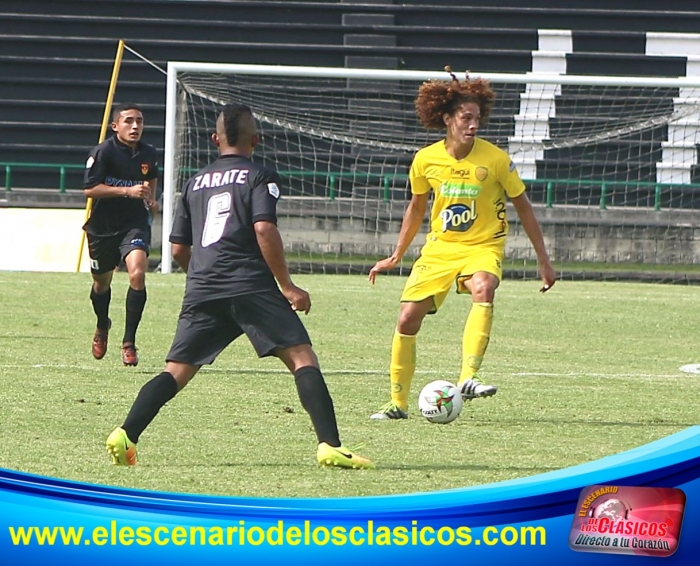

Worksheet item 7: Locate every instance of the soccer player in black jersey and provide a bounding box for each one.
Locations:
[106,103,374,470]
[83,103,159,367]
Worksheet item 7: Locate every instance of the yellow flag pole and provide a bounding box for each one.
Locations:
[76,39,126,272]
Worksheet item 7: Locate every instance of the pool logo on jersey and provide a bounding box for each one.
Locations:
[475,166,488,181]
[141,163,150,175]
[440,202,477,232]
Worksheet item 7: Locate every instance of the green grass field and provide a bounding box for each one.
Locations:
[0,272,698,498]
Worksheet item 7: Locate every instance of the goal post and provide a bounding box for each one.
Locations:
[162,62,700,274]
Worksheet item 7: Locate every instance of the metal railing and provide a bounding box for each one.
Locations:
[3,161,700,211]
[530,178,700,212]
[1,162,84,194]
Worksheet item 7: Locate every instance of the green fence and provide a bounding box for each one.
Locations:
[3,161,700,211]
[2,162,84,194]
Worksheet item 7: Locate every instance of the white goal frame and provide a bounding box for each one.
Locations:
[162,61,700,273]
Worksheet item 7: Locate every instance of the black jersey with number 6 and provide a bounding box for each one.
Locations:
[170,154,282,305]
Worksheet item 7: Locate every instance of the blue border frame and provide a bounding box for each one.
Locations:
[2,426,699,564]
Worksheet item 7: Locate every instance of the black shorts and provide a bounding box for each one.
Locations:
[86,227,151,275]
[166,291,312,365]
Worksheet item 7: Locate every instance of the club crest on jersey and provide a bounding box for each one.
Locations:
[440,202,478,232]
[141,163,149,175]
[267,183,280,198]
[475,167,488,181]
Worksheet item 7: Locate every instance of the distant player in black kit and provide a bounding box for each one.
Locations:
[106,103,374,470]
[83,103,159,367]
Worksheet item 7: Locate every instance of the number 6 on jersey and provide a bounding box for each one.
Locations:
[202,192,231,247]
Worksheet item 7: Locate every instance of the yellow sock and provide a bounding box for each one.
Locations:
[389,330,416,411]
[459,302,493,384]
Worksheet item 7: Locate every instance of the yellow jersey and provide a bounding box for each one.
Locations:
[409,138,526,245]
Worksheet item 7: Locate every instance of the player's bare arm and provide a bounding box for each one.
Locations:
[254,220,311,314]
[171,243,191,273]
[368,191,429,284]
[84,182,152,200]
[144,178,160,212]
[510,192,557,292]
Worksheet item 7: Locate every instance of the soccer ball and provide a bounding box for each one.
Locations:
[418,380,463,424]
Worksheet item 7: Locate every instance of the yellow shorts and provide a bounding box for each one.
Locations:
[400,238,504,313]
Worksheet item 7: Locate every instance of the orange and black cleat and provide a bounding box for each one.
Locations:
[92,319,111,360]
[121,344,139,367]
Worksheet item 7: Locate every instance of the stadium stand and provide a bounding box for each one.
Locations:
[2,0,700,200]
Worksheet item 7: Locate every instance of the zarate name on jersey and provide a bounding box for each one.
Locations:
[192,168,250,191]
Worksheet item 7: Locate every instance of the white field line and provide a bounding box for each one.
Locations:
[0,363,416,375]
[0,363,691,378]
[512,372,685,378]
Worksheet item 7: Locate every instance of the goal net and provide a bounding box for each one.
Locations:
[162,63,700,275]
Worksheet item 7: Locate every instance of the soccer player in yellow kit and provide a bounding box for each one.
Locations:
[369,70,557,420]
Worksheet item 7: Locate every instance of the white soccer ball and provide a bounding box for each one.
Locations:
[418,380,463,424]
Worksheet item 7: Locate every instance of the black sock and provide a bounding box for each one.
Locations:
[90,286,111,330]
[294,366,341,447]
[122,372,178,443]
[123,287,147,345]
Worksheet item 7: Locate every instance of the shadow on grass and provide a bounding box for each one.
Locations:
[369,463,561,473]
[159,462,560,474]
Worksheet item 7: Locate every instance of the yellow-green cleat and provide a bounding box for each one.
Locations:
[106,427,137,466]
[317,442,375,469]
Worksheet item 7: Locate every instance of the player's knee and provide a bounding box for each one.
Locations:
[92,275,112,294]
[128,269,146,289]
[397,312,423,335]
[278,344,318,372]
[471,287,495,303]
[165,362,199,391]
[470,276,498,302]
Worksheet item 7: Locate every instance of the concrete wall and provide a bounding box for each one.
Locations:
[5,189,699,266]
[271,200,700,265]
[0,208,91,272]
